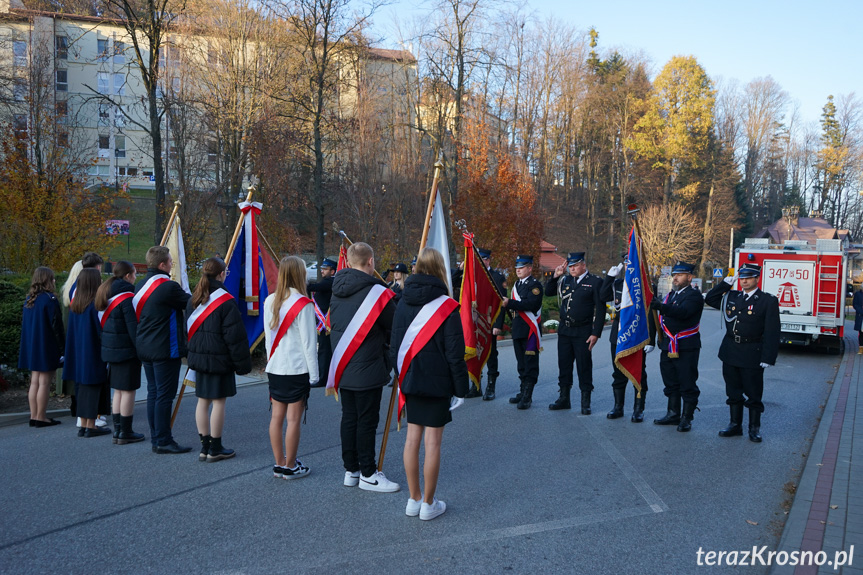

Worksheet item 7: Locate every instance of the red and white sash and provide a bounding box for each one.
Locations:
[268,293,313,360]
[326,284,394,397]
[132,274,169,321]
[186,288,235,340]
[512,282,541,352]
[98,292,134,328]
[396,295,459,420]
[659,291,699,358]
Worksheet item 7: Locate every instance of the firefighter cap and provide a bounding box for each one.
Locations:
[671,261,695,275]
[567,252,586,266]
[738,263,762,278]
[515,255,533,268]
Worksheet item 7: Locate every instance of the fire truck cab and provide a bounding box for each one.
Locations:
[735,238,846,354]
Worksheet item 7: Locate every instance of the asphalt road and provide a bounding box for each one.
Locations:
[0,308,841,574]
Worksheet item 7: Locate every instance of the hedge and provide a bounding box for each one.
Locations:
[0,281,25,365]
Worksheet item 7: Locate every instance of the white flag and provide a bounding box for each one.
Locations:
[165,215,191,294]
[425,189,452,295]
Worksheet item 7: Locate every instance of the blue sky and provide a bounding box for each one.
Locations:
[376,0,861,127]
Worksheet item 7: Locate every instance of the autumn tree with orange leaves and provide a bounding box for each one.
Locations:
[453,113,543,274]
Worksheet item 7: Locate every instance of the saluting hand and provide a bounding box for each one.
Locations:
[554,264,565,278]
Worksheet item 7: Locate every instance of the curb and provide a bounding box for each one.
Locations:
[768,336,854,574]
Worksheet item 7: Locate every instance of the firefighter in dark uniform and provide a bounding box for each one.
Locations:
[503,255,543,410]
[545,252,605,414]
[601,253,656,422]
[704,263,780,442]
[307,258,336,388]
[387,262,408,304]
[649,262,703,432]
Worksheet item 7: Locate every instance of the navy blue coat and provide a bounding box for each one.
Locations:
[506,276,543,339]
[101,279,138,364]
[64,302,107,385]
[18,292,65,372]
[389,274,468,400]
[654,286,704,352]
[853,290,863,332]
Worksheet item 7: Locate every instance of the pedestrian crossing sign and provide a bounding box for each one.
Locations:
[713,268,724,278]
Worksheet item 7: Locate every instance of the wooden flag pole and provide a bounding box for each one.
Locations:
[225,187,255,264]
[419,159,445,251]
[335,228,386,282]
[160,200,182,246]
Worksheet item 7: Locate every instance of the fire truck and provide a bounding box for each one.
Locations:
[735,238,847,353]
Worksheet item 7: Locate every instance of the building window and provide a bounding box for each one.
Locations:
[116,166,139,177]
[98,165,110,176]
[55,36,68,60]
[97,38,109,62]
[113,73,125,96]
[13,78,26,101]
[142,169,153,177]
[126,166,137,176]
[98,103,110,124]
[207,141,218,163]
[57,132,68,147]
[98,134,110,158]
[55,70,67,92]
[13,41,26,67]
[113,41,125,64]
[97,72,109,94]
[13,114,27,139]
[56,101,68,124]
[114,106,125,128]
[115,134,126,158]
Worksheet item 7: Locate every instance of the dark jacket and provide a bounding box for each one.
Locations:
[18,292,64,372]
[308,275,334,314]
[705,282,780,367]
[506,275,543,339]
[63,302,107,385]
[135,270,191,362]
[653,285,704,352]
[854,290,863,332]
[185,280,251,376]
[330,268,396,391]
[600,275,656,346]
[388,280,404,304]
[545,272,605,337]
[101,279,138,364]
[389,274,469,399]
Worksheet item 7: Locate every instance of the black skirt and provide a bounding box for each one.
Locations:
[194,371,237,400]
[109,360,142,391]
[268,373,309,405]
[405,394,451,428]
[75,383,104,420]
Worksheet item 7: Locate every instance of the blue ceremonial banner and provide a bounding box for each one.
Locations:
[614,226,654,392]
[224,224,268,350]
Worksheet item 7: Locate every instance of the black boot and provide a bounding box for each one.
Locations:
[483,376,496,401]
[549,386,571,410]
[112,413,122,444]
[199,434,212,462]
[677,402,697,432]
[207,436,235,462]
[607,388,625,419]
[631,391,646,423]
[509,382,525,404]
[654,395,681,425]
[580,391,592,415]
[748,409,762,443]
[718,404,744,437]
[517,382,535,410]
[466,380,483,398]
[117,415,145,445]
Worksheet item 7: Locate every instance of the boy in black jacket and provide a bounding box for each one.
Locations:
[136,246,192,454]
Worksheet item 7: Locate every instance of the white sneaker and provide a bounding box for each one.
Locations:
[406,496,422,517]
[420,498,446,521]
[76,417,82,428]
[95,417,108,428]
[344,471,360,487]
[359,471,400,493]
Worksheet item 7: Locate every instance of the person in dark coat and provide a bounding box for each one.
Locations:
[94,261,144,444]
[388,262,408,304]
[136,246,192,454]
[186,257,252,462]
[329,242,398,492]
[545,252,605,414]
[308,258,336,388]
[853,288,863,354]
[64,268,111,437]
[705,263,780,442]
[390,247,468,521]
[503,255,544,409]
[649,262,704,432]
[601,253,656,422]
[18,266,65,427]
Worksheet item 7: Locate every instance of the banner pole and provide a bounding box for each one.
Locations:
[419,158,444,252]
[225,187,255,264]
[159,200,181,247]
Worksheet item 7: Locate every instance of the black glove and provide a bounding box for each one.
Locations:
[649,299,662,312]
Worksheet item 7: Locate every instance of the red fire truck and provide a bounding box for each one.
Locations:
[735,238,847,353]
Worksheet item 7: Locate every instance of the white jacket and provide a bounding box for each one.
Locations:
[263,289,319,384]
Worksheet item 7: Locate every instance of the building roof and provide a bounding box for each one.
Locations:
[367,47,416,63]
[755,216,849,245]
[539,240,566,273]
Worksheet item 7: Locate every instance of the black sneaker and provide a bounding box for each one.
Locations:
[281,460,310,480]
[273,465,289,479]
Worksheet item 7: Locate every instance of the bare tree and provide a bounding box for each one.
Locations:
[638,203,703,271]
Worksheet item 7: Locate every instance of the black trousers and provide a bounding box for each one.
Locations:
[609,338,648,394]
[858,330,863,346]
[318,332,332,381]
[513,338,539,384]
[143,358,181,447]
[485,336,499,379]
[558,327,593,392]
[659,349,700,403]
[722,363,764,413]
[339,387,383,478]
